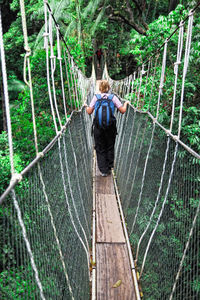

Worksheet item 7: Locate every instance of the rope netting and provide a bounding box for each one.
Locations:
[0,0,95,298]
[1,0,200,299]
[0,110,93,299]
[103,5,200,300]
[114,109,199,299]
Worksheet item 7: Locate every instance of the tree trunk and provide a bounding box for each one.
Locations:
[168,0,179,12]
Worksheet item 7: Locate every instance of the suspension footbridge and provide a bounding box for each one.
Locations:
[0,1,200,299]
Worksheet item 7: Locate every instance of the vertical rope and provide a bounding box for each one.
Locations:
[136,65,145,109]
[56,27,68,120]
[62,136,90,254]
[139,142,178,278]
[178,11,194,138]
[71,58,80,109]
[43,0,58,133]
[156,40,168,119]
[169,195,200,300]
[123,116,146,213]
[69,127,90,237]
[38,164,74,299]
[136,137,170,261]
[143,60,151,110]
[130,123,155,234]
[147,54,159,111]
[11,190,46,300]
[19,0,38,154]
[170,21,184,132]
[49,13,62,128]
[0,9,14,175]
[58,137,90,271]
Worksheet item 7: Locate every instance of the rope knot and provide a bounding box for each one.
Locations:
[189,9,194,17]
[61,126,66,133]
[43,0,49,3]
[165,129,171,136]
[173,135,179,142]
[37,152,44,159]
[43,32,49,37]
[11,173,23,184]
[152,117,157,124]
[179,20,184,27]
[174,61,181,66]
[25,47,31,56]
[159,84,164,89]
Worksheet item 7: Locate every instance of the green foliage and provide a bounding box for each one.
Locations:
[128,5,188,63]
[0,132,24,195]
[0,268,37,299]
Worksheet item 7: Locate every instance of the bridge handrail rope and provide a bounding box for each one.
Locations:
[0,6,46,300]
[44,0,91,273]
[103,3,200,292]
[3,0,92,296]
[0,0,96,204]
[103,5,200,161]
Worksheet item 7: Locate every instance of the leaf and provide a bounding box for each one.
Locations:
[112,279,122,288]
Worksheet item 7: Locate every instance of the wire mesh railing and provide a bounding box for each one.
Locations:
[109,4,200,299]
[114,105,200,299]
[0,109,93,299]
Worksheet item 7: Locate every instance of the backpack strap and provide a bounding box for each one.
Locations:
[107,94,114,101]
[95,94,102,100]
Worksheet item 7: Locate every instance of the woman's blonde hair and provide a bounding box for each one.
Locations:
[99,80,110,93]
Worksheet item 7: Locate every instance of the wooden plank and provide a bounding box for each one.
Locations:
[96,243,136,300]
[95,172,115,195]
[96,194,125,243]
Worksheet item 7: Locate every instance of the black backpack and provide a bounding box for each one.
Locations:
[94,94,116,129]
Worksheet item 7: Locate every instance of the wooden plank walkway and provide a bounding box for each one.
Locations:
[95,163,137,300]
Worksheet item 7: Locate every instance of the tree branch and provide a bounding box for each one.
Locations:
[106,2,147,35]
[108,12,146,35]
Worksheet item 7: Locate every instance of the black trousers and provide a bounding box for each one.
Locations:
[94,124,117,174]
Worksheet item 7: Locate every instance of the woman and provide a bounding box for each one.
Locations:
[86,80,129,176]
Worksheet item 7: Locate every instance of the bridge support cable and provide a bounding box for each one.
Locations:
[43,0,59,133]
[156,39,168,119]
[63,50,73,110]
[59,137,90,269]
[116,107,131,177]
[135,18,184,262]
[130,123,155,235]
[178,10,194,138]
[44,0,91,270]
[134,17,185,263]
[0,10,14,175]
[123,115,147,215]
[49,12,63,129]
[135,137,170,262]
[62,135,90,255]
[68,127,90,238]
[56,26,68,121]
[147,54,159,112]
[170,20,184,132]
[1,1,95,299]
[103,3,200,299]
[38,163,74,299]
[139,142,178,278]
[169,192,200,300]
[0,7,45,299]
